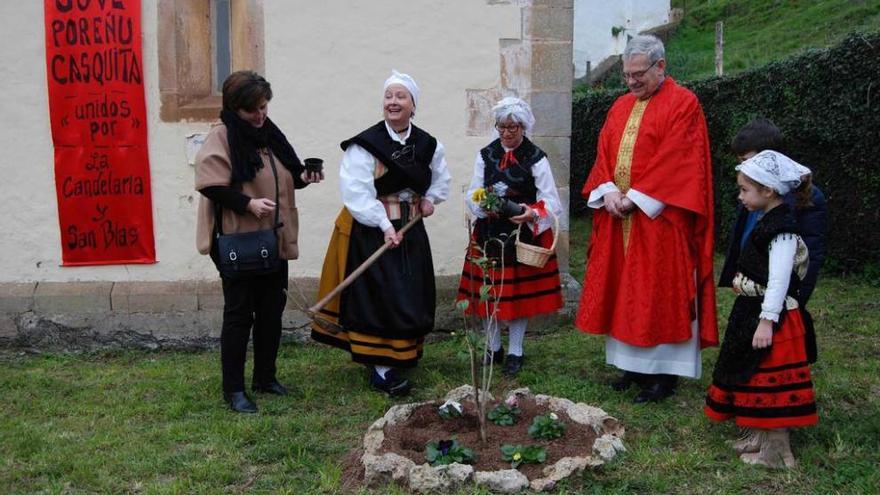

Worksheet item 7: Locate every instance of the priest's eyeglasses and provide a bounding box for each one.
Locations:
[622,59,659,81]
[495,123,522,134]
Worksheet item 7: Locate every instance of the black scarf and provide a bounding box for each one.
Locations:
[220,109,303,184]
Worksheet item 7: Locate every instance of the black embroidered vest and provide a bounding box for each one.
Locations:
[474,137,547,263]
[341,121,437,196]
[737,204,801,298]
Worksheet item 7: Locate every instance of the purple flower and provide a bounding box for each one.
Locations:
[438,440,454,456]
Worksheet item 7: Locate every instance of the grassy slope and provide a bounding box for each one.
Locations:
[1,217,877,494]
[666,0,880,80]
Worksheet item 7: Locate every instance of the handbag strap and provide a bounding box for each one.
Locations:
[214,150,282,236]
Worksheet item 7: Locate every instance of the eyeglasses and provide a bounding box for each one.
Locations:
[391,145,415,163]
[495,123,522,134]
[622,59,659,81]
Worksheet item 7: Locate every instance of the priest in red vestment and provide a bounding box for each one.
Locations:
[576,34,718,403]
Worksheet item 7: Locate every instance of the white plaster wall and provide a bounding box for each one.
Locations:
[0,1,522,282]
[573,0,669,78]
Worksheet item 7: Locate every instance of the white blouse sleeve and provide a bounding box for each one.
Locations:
[423,141,451,205]
[530,157,563,235]
[760,233,798,322]
[465,152,487,219]
[339,144,392,232]
[586,182,620,208]
[626,188,666,219]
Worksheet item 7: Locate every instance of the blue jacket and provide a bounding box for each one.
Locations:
[719,185,827,307]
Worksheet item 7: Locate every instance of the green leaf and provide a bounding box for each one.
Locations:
[455,299,470,312]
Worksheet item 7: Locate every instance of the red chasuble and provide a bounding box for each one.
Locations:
[575,78,718,349]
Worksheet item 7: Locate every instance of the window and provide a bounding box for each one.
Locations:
[158,0,264,121]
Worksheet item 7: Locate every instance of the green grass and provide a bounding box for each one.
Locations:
[2,224,879,493]
[666,0,880,80]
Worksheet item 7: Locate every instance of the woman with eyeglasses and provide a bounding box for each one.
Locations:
[456,97,564,376]
[311,70,451,396]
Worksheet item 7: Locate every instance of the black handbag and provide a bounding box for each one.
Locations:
[215,154,283,280]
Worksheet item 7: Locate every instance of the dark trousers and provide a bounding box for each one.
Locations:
[220,264,288,394]
[625,371,679,389]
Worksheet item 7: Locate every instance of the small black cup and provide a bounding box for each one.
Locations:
[304,158,324,173]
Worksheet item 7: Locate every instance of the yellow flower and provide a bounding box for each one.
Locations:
[471,187,486,204]
[513,452,522,461]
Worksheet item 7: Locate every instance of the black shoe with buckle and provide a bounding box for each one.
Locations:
[252,380,289,396]
[369,369,412,397]
[502,354,524,376]
[224,391,258,413]
[482,346,505,366]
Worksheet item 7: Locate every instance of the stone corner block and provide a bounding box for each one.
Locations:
[111,281,198,313]
[0,283,36,313]
[522,4,573,42]
[34,281,113,314]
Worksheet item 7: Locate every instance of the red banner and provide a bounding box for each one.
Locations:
[44,0,155,265]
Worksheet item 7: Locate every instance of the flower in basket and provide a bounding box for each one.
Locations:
[438,399,463,419]
[500,444,547,468]
[487,401,522,426]
[426,439,476,466]
[528,412,566,440]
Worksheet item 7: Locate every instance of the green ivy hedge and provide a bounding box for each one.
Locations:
[571,32,880,273]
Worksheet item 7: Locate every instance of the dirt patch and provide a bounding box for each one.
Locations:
[380,396,598,480]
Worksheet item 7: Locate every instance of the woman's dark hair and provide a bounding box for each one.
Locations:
[794,173,814,209]
[222,70,273,112]
[731,118,784,156]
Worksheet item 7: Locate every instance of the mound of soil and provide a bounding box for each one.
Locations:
[380,396,598,479]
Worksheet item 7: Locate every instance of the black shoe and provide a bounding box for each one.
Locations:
[369,369,412,397]
[502,354,524,376]
[611,371,642,392]
[483,346,505,366]
[252,380,289,396]
[224,391,258,413]
[633,382,675,403]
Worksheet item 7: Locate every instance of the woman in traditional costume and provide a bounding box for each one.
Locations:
[456,97,563,376]
[705,150,818,468]
[195,71,322,413]
[311,70,451,396]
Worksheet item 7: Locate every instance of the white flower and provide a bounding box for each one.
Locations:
[491,181,509,198]
[549,412,559,421]
[504,396,518,408]
[439,399,463,415]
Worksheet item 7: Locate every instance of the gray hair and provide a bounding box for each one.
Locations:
[492,97,536,134]
[623,34,666,64]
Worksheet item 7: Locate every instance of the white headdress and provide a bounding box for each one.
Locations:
[736,150,811,195]
[492,97,536,134]
[383,69,420,109]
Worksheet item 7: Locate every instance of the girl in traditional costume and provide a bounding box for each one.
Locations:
[311,71,451,396]
[456,97,563,376]
[705,150,818,468]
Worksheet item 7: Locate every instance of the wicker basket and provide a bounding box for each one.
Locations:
[515,209,559,268]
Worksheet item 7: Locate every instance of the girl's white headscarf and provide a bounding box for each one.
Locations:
[383,70,420,110]
[736,150,812,195]
[492,97,536,135]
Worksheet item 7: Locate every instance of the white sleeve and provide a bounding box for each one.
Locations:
[587,182,620,208]
[423,141,451,205]
[465,153,487,219]
[530,157,563,235]
[626,188,667,219]
[339,144,392,232]
[760,234,798,322]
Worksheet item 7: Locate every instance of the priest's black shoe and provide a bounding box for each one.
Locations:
[224,391,258,413]
[611,371,642,392]
[369,369,411,397]
[633,382,675,403]
[483,346,505,366]
[252,380,289,396]
[502,354,524,376]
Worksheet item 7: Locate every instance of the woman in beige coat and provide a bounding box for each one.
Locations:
[195,71,322,413]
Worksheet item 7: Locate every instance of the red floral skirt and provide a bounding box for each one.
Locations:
[705,308,818,429]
